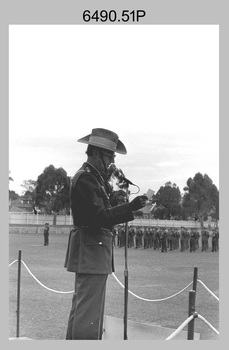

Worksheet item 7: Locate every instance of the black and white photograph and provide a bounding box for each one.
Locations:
[4,0,225,344]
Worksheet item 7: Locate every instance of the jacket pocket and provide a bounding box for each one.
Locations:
[85,228,112,247]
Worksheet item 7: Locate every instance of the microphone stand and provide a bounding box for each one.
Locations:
[109,164,136,340]
[123,182,129,340]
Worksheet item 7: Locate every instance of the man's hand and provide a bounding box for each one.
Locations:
[130,195,148,211]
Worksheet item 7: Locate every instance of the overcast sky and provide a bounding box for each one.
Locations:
[9,25,219,198]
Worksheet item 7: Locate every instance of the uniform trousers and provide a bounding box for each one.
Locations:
[66,273,108,340]
[44,234,49,246]
[161,238,167,252]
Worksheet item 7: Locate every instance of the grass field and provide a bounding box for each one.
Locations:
[9,231,219,340]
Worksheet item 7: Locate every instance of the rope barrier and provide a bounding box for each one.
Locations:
[21,260,74,294]
[9,259,18,267]
[9,259,219,339]
[166,312,219,339]
[197,314,219,335]
[112,272,193,302]
[9,260,219,302]
[9,259,74,294]
[197,279,219,301]
[165,315,194,340]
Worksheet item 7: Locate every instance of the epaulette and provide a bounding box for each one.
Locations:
[71,169,86,189]
[85,166,91,173]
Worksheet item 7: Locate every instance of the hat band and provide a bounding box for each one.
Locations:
[89,135,118,150]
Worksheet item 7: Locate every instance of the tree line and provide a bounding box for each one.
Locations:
[9,165,219,227]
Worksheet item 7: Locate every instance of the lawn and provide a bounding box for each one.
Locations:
[9,231,219,340]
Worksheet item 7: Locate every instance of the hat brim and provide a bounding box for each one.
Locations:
[77,134,127,154]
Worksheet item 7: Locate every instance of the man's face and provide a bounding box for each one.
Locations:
[98,150,116,178]
[93,148,116,176]
[100,150,116,168]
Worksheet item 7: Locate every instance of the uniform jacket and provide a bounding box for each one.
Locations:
[64,162,134,274]
[44,226,49,235]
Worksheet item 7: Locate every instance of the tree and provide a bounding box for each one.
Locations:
[35,165,70,214]
[9,190,19,202]
[9,171,19,203]
[21,179,37,194]
[20,179,37,212]
[9,171,13,182]
[182,172,219,228]
[152,182,182,219]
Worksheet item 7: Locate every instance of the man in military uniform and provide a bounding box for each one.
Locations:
[167,227,172,251]
[148,227,153,248]
[170,228,176,251]
[185,229,190,250]
[64,128,147,340]
[43,223,49,246]
[119,226,125,247]
[180,227,186,251]
[160,228,167,252]
[194,228,200,250]
[189,228,196,252]
[128,226,134,248]
[152,227,159,250]
[174,228,180,250]
[215,227,219,250]
[143,227,149,249]
[211,229,218,252]
[202,228,209,251]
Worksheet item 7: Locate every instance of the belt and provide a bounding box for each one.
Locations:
[73,226,113,236]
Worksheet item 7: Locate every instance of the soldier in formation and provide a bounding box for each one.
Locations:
[180,227,186,251]
[201,228,210,251]
[189,228,196,252]
[160,228,167,252]
[112,224,218,254]
[211,227,219,252]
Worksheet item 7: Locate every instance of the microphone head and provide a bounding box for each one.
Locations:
[107,163,131,188]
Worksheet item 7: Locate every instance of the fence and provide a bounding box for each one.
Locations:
[9,212,207,229]
[9,212,72,226]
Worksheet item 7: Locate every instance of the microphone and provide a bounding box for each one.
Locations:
[108,163,136,186]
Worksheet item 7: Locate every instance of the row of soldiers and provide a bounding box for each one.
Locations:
[112,226,219,252]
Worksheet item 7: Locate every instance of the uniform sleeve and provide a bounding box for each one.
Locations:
[72,172,134,228]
